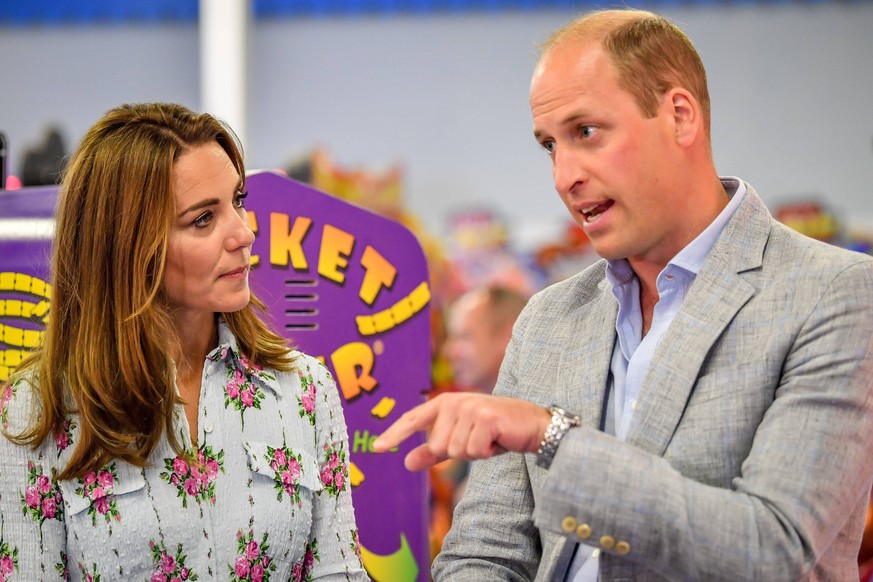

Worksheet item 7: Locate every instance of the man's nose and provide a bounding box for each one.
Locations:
[552,147,587,195]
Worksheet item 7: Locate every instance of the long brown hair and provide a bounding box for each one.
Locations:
[7,102,294,480]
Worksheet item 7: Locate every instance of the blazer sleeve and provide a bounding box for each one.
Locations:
[534,260,873,581]
[433,298,544,581]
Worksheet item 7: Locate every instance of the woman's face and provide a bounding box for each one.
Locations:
[163,142,254,323]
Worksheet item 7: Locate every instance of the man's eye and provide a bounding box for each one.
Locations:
[541,140,555,154]
[234,191,249,209]
[580,126,598,139]
[193,211,212,228]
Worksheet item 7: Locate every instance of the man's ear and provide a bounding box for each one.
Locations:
[665,88,701,148]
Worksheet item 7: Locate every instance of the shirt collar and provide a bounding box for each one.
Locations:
[207,317,284,398]
[606,177,747,282]
[669,177,746,275]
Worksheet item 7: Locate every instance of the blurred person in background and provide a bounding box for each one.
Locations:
[443,286,529,394]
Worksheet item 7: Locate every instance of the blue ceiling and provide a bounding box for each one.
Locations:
[1,0,867,26]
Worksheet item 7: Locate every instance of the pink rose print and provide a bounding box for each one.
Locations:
[74,464,120,526]
[265,445,305,506]
[0,538,19,581]
[229,530,276,582]
[24,485,40,508]
[320,466,333,487]
[350,529,363,566]
[271,449,286,470]
[319,442,349,498]
[42,496,58,519]
[234,556,250,579]
[173,458,189,476]
[220,349,275,429]
[291,539,320,582]
[148,540,199,581]
[94,496,110,516]
[206,345,229,364]
[246,540,260,560]
[53,418,76,456]
[20,461,64,525]
[160,445,224,508]
[54,550,69,580]
[0,382,15,430]
[296,374,317,426]
[77,562,101,582]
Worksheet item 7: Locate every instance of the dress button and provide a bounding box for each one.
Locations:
[561,516,577,533]
[599,535,615,550]
[615,540,631,556]
[204,422,214,433]
[575,524,592,540]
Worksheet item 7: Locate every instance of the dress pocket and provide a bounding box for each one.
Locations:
[59,461,146,525]
[58,462,154,578]
[242,440,324,565]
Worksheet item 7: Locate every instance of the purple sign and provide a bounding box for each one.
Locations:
[245,171,430,581]
[0,187,55,381]
[0,174,431,581]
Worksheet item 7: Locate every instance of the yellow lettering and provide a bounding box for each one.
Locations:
[270,213,312,269]
[356,281,431,336]
[318,225,355,284]
[330,341,378,401]
[359,246,397,306]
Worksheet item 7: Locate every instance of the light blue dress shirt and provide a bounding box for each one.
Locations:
[567,178,747,581]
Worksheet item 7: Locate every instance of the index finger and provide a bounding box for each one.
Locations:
[372,399,440,453]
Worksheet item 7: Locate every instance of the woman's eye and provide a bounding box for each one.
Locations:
[580,126,598,139]
[234,191,249,209]
[541,140,555,154]
[193,211,213,228]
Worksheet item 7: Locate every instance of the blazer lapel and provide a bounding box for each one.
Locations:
[558,277,618,429]
[624,185,772,456]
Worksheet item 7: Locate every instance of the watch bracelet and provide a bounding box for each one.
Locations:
[535,405,580,469]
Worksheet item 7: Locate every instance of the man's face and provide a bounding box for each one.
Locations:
[443,296,508,393]
[530,40,695,268]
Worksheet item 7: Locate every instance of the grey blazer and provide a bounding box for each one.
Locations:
[433,184,873,581]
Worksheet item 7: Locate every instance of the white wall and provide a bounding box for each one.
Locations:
[3,5,872,248]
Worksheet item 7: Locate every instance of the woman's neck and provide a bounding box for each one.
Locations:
[173,311,219,375]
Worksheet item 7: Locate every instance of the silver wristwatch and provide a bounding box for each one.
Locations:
[536,405,581,469]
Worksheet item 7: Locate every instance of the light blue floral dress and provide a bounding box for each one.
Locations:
[0,320,369,581]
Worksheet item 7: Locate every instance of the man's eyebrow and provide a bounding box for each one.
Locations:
[533,113,592,140]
